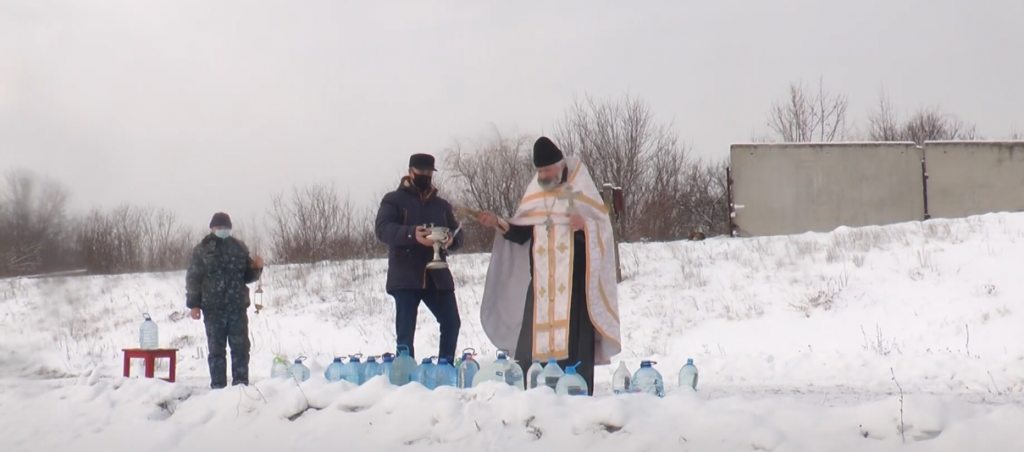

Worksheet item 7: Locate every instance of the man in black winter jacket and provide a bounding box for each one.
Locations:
[374,153,464,363]
[185,212,264,389]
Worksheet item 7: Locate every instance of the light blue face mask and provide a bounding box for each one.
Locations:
[214,229,231,239]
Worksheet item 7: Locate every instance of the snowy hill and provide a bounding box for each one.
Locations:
[2,213,1024,451]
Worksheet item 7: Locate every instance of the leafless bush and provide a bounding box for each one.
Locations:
[267,182,381,263]
[72,204,200,274]
[552,93,728,241]
[765,78,851,142]
[867,89,979,144]
[0,169,73,277]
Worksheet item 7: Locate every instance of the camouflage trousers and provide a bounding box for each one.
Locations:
[202,308,250,389]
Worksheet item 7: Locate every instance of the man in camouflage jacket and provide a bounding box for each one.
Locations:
[185,212,264,389]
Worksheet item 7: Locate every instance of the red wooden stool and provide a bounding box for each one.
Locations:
[122,348,179,382]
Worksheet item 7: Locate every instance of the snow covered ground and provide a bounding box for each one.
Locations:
[2,213,1024,451]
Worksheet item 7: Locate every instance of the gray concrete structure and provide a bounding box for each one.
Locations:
[923,141,1024,219]
[729,142,925,237]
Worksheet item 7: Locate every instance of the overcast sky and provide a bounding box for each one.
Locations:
[1,0,1022,229]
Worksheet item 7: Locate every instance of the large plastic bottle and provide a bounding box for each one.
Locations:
[526,360,543,389]
[413,357,435,388]
[434,357,457,388]
[554,362,589,396]
[631,360,665,397]
[678,358,699,390]
[390,345,416,386]
[324,357,344,382]
[472,350,511,387]
[538,358,564,391]
[362,356,381,384]
[504,358,526,390]
[340,355,361,385]
[348,354,364,383]
[139,313,158,349]
[456,348,480,389]
[286,356,310,383]
[611,361,632,395]
[270,356,289,378]
[378,353,394,380]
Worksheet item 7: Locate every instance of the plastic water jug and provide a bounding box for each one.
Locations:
[631,360,664,397]
[526,360,543,389]
[504,358,525,390]
[538,358,564,391]
[433,357,457,388]
[324,357,344,382]
[456,348,480,389]
[555,362,589,396]
[362,356,381,383]
[612,361,631,394]
[413,357,436,388]
[379,353,394,380]
[339,355,361,385]
[347,354,364,382]
[271,356,289,378]
[472,350,511,388]
[678,358,699,390]
[286,356,310,383]
[390,345,416,386]
[139,313,158,349]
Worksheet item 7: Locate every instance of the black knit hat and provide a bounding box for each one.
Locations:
[533,136,564,168]
[209,212,232,228]
[409,153,437,171]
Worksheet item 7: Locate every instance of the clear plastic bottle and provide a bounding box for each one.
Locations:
[324,357,344,382]
[526,360,543,389]
[362,356,381,384]
[472,350,510,388]
[390,345,416,386]
[413,357,435,388]
[631,360,665,397]
[271,356,289,378]
[678,358,699,390]
[434,357,457,388]
[554,362,589,396]
[456,348,480,389]
[539,358,564,391]
[378,353,394,380]
[286,356,310,383]
[611,361,631,395]
[340,355,361,385]
[139,313,158,349]
[504,358,525,390]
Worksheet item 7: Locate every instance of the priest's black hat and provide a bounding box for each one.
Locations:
[409,153,437,171]
[533,136,564,168]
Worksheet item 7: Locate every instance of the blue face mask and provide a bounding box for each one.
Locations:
[214,229,231,239]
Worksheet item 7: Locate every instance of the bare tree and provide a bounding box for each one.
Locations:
[0,169,71,276]
[766,78,851,142]
[267,182,375,263]
[866,90,979,144]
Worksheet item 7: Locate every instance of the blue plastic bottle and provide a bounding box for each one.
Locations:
[631,360,665,397]
[412,357,435,388]
[434,357,457,388]
[324,357,344,382]
[378,353,394,380]
[456,348,480,389]
[554,362,589,396]
[678,358,699,390]
[390,345,416,386]
[362,356,381,383]
[339,355,361,385]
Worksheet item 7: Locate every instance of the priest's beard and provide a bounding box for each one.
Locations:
[538,177,560,191]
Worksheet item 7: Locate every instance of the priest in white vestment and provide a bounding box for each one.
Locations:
[475,136,621,395]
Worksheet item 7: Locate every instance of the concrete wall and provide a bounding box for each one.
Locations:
[729,141,1024,237]
[730,143,924,237]
[923,141,1024,219]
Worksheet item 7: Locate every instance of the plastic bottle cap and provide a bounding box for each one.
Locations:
[333,357,342,362]
[687,358,694,364]
[438,358,448,365]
